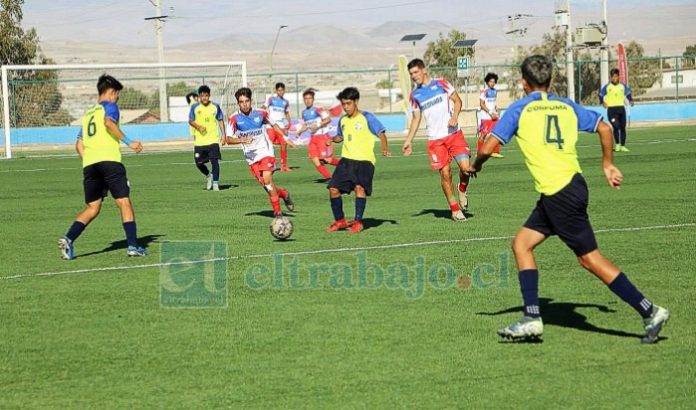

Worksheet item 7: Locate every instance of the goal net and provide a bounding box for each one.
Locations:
[1,61,246,159]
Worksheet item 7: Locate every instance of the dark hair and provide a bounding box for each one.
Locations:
[302,88,315,97]
[97,74,123,95]
[275,82,285,90]
[407,58,426,70]
[484,72,499,83]
[520,55,553,88]
[185,92,198,104]
[610,68,620,76]
[337,87,360,101]
[198,85,211,95]
[235,87,252,101]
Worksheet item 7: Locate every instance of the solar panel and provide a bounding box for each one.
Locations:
[400,34,427,42]
[452,39,478,49]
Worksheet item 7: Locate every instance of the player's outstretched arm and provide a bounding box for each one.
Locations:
[105,118,142,153]
[402,110,422,156]
[597,121,623,189]
[470,136,500,174]
[273,123,296,148]
[379,131,391,157]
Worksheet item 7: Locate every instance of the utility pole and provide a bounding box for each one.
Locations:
[145,0,169,122]
[565,0,575,101]
[600,0,609,88]
[269,25,288,74]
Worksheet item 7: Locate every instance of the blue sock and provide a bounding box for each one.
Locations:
[330,196,344,221]
[608,272,653,318]
[354,197,367,221]
[122,221,138,248]
[519,269,540,318]
[211,159,220,182]
[65,221,86,242]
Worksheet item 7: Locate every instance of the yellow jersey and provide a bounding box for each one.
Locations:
[189,101,224,146]
[599,82,633,107]
[336,111,385,165]
[79,102,122,168]
[491,91,601,195]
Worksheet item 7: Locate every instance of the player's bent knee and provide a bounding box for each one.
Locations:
[328,187,341,197]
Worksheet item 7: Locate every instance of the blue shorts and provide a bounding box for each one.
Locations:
[524,173,598,256]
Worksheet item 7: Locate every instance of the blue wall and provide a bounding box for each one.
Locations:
[1,103,692,146]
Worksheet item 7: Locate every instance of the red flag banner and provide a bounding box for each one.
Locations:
[617,43,629,84]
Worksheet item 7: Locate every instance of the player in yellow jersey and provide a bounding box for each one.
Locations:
[470,55,668,344]
[599,68,634,152]
[188,85,227,191]
[326,87,390,233]
[58,75,146,259]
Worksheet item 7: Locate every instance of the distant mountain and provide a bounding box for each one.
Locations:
[366,20,454,42]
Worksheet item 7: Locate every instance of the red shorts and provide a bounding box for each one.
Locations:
[249,156,277,184]
[426,130,471,170]
[307,134,334,159]
[480,119,499,137]
[266,127,287,145]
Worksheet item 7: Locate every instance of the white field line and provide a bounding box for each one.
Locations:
[2,222,694,282]
[2,137,696,173]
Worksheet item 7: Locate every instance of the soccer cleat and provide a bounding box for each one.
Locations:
[283,193,295,212]
[491,152,505,158]
[348,220,364,233]
[620,145,630,152]
[452,210,467,221]
[206,174,213,190]
[212,183,220,192]
[613,145,621,152]
[458,185,469,210]
[497,316,544,342]
[326,219,349,232]
[126,246,147,257]
[58,236,74,260]
[641,305,669,344]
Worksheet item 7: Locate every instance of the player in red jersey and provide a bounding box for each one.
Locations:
[227,87,294,216]
[297,89,340,180]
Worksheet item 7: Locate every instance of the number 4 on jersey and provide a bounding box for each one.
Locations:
[544,115,564,149]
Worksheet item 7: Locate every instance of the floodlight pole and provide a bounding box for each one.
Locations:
[565,0,575,101]
[600,0,609,88]
[146,0,169,122]
[269,25,288,74]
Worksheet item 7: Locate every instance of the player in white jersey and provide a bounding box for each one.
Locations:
[401,58,472,221]
[478,72,503,158]
[227,87,294,216]
[261,82,294,171]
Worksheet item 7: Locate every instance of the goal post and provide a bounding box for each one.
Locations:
[1,61,247,159]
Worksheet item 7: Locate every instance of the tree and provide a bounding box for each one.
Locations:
[623,41,660,98]
[1,0,73,127]
[682,44,696,68]
[422,30,476,85]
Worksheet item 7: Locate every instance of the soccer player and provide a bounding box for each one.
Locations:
[599,68,634,152]
[470,55,668,343]
[478,72,503,158]
[188,85,227,191]
[297,88,340,180]
[58,74,146,260]
[402,58,471,222]
[262,82,293,171]
[227,87,294,216]
[326,87,390,233]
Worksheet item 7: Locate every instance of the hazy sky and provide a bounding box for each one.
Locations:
[21,0,696,47]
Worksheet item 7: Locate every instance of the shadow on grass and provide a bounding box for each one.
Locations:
[477,298,660,341]
[77,234,165,258]
[244,210,296,218]
[413,208,474,220]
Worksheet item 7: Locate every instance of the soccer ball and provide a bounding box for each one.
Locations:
[270,215,294,240]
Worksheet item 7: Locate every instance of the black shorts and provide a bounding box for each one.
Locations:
[607,106,626,130]
[328,158,375,196]
[524,173,598,256]
[83,161,130,203]
[194,144,221,164]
